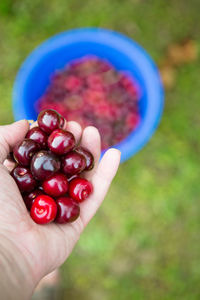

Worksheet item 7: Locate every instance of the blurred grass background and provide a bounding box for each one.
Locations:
[0,0,200,299]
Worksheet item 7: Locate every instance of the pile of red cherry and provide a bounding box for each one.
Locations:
[11,109,94,225]
[36,56,140,150]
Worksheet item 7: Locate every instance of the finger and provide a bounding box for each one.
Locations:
[80,126,101,178]
[0,120,29,163]
[80,148,121,226]
[3,159,16,172]
[65,121,82,144]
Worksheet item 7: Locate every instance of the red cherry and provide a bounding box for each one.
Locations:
[30,195,57,224]
[59,115,65,128]
[26,127,48,148]
[38,109,62,134]
[64,75,83,92]
[86,74,104,91]
[64,94,84,111]
[11,166,37,193]
[31,150,61,181]
[55,197,80,224]
[125,113,140,129]
[42,173,68,197]
[23,189,43,210]
[83,89,105,106]
[13,139,40,166]
[48,129,75,155]
[75,147,94,171]
[62,151,86,176]
[69,177,93,202]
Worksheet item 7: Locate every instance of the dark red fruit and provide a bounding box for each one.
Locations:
[62,151,86,176]
[23,189,43,210]
[42,173,68,197]
[48,129,75,155]
[59,115,65,128]
[13,139,40,166]
[38,109,62,134]
[30,195,57,224]
[75,147,94,171]
[69,177,93,202]
[31,150,61,181]
[26,127,48,148]
[11,166,37,193]
[64,75,83,92]
[55,197,80,224]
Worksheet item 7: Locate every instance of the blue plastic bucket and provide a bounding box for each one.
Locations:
[13,28,164,162]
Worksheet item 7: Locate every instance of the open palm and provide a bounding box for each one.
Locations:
[0,120,120,292]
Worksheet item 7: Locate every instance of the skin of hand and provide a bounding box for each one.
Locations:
[0,120,121,300]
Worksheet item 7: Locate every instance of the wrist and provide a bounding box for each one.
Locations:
[0,234,36,300]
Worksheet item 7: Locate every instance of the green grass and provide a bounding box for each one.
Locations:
[0,0,200,299]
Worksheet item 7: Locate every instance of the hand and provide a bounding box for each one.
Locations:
[0,120,120,299]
